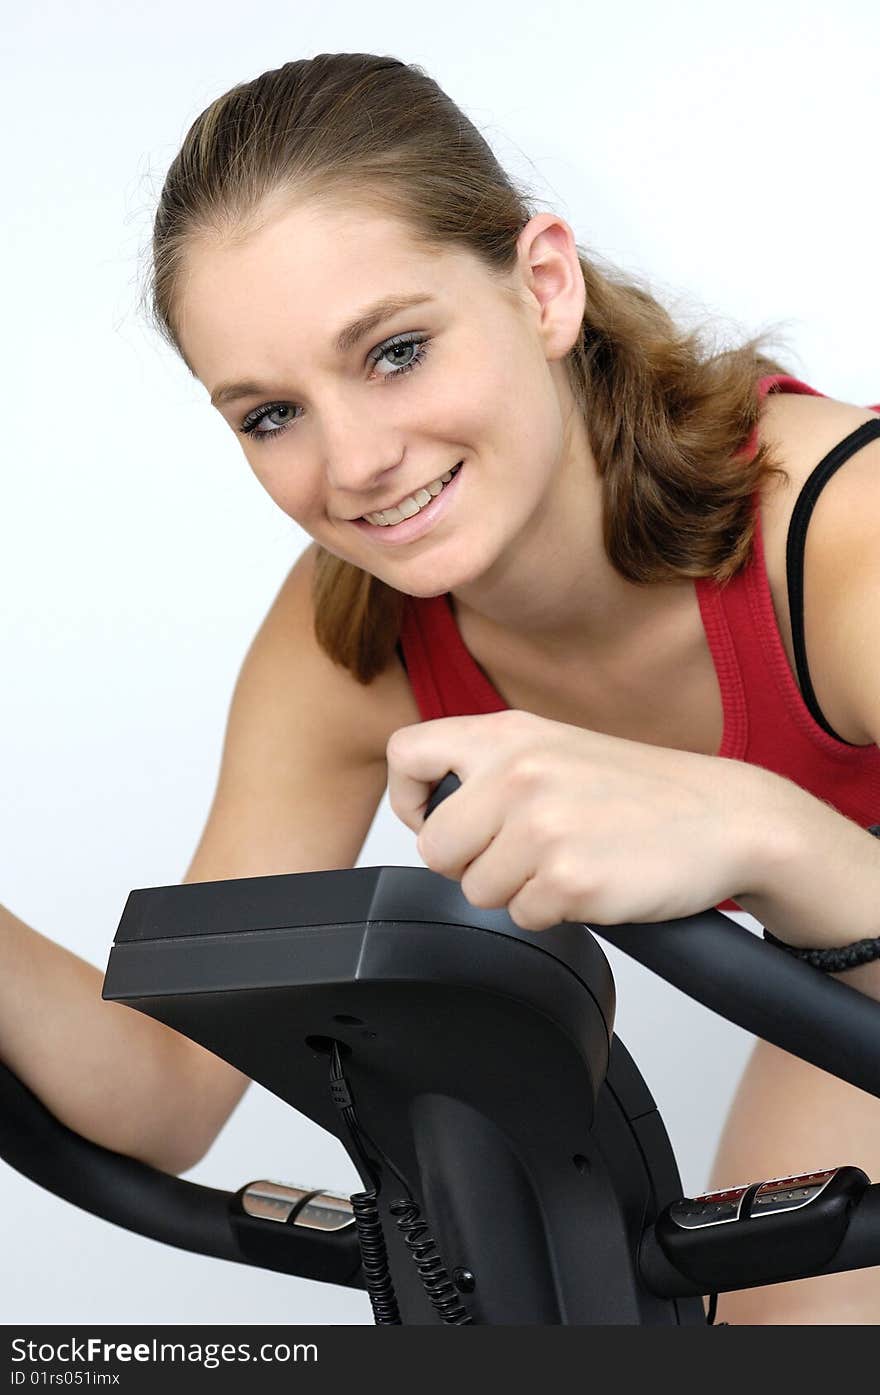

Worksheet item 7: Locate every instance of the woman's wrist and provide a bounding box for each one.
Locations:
[731,765,880,952]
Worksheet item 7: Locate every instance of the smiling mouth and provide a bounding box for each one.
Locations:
[356,462,464,523]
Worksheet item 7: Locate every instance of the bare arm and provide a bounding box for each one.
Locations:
[0,543,415,1174]
[0,902,206,1174]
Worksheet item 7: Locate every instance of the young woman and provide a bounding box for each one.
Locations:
[3,51,880,1325]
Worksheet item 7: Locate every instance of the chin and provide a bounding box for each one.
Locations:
[401,549,495,602]
[381,571,451,601]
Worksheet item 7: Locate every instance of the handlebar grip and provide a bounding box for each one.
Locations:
[641,1175,880,1299]
[424,771,462,821]
[0,1060,364,1288]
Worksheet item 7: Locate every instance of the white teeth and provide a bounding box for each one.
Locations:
[363,467,458,526]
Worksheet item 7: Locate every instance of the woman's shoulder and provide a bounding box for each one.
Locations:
[759,386,879,474]
[757,387,880,543]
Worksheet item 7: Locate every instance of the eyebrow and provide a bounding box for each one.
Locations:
[209,292,437,408]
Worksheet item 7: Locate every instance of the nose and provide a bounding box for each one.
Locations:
[320,408,407,508]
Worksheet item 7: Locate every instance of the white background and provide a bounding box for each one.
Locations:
[1,0,878,1324]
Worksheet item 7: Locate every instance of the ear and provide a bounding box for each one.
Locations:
[514,213,587,361]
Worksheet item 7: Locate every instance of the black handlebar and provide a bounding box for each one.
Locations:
[424,772,880,1101]
[0,1061,363,1289]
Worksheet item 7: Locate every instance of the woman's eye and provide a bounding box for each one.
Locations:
[239,404,299,439]
[237,333,431,446]
[369,333,431,380]
[373,338,422,374]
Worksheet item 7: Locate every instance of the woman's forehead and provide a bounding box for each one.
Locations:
[189,198,459,290]
[177,205,487,379]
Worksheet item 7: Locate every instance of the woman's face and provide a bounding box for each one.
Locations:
[177,199,583,598]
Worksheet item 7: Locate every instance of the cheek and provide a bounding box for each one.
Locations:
[244,452,314,518]
[437,343,556,450]
[477,349,563,469]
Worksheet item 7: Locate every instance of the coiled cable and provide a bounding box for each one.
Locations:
[329,1041,473,1325]
[389,1198,473,1324]
[350,1191,401,1325]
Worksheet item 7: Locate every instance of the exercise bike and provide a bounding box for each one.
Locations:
[3,773,880,1324]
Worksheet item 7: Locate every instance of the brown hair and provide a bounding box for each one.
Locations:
[146,51,794,683]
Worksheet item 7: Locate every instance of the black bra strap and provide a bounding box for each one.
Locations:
[786,417,880,745]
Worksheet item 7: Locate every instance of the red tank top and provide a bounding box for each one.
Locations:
[397,374,880,913]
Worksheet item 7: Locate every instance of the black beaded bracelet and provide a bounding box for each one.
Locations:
[761,824,880,973]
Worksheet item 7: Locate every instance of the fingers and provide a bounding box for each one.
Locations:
[457,825,528,910]
[417,770,501,877]
[506,876,567,932]
[385,716,483,832]
[385,711,575,928]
